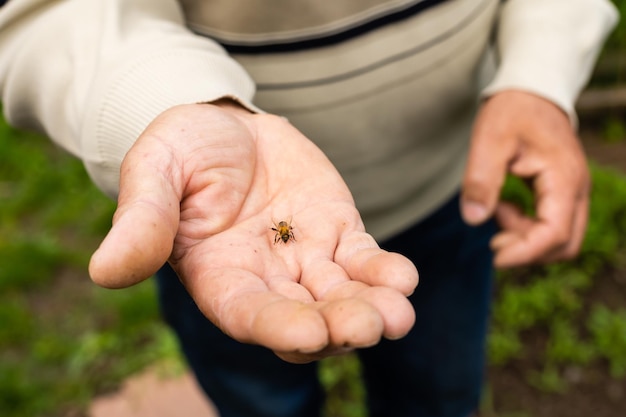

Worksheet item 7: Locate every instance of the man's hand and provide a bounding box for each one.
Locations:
[461,90,590,268]
[88,102,418,363]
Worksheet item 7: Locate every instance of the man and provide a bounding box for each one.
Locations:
[0,0,618,416]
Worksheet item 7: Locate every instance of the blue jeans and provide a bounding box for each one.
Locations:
[155,194,497,417]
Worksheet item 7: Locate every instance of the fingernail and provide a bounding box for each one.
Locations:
[462,200,488,225]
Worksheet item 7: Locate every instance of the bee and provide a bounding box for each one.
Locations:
[271,218,296,245]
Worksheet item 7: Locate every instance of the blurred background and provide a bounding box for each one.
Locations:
[3,2,626,416]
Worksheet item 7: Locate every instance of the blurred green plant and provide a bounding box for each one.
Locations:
[605,0,626,54]
[545,319,595,367]
[590,0,626,87]
[587,305,626,378]
[0,118,184,417]
[526,365,568,394]
[603,116,626,143]
[320,354,367,417]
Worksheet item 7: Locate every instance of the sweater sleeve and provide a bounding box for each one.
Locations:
[482,0,619,126]
[0,0,259,197]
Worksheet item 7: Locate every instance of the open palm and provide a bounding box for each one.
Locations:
[89,103,418,363]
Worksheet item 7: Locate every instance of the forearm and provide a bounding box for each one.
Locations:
[0,0,258,197]
[482,0,618,125]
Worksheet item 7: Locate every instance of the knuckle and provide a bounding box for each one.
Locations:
[549,232,582,261]
[563,239,584,259]
[556,230,572,248]
[548,225,572,250]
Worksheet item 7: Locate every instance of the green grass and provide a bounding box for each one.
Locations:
[0,120,184,417]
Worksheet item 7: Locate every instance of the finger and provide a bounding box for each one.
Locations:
[299,236,417,341]
[299,258,353,300]
[300,254,385,347]
[334,232,419,296]
[542,190,589,263]
[266,275,316,303]
[491,181,579,267]
[461,113,515,225]
[348,286,416,340]
[316,298,384,347]
[306,276,416,341]
[493,201,532,234]
[89,149,180,288]
[491,202,537,267]
[335,233,417,338]
[184,265,330,353]
[332,233,417,339]
[275,298,387,363]
[251,297,329,352]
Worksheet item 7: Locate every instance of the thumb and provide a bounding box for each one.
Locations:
[89,147,180,289]
[461,125,513,226]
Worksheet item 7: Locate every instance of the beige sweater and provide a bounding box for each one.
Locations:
[0,0,618,239]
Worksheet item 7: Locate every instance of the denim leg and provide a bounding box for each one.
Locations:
[155,264,323,417]
[358,194,497,417]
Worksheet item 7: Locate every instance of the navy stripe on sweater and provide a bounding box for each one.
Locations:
[219,0,449,54]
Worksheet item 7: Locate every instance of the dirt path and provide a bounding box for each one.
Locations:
[88,368,218,417]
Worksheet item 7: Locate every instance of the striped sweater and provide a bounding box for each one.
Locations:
[0,0,618,238]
